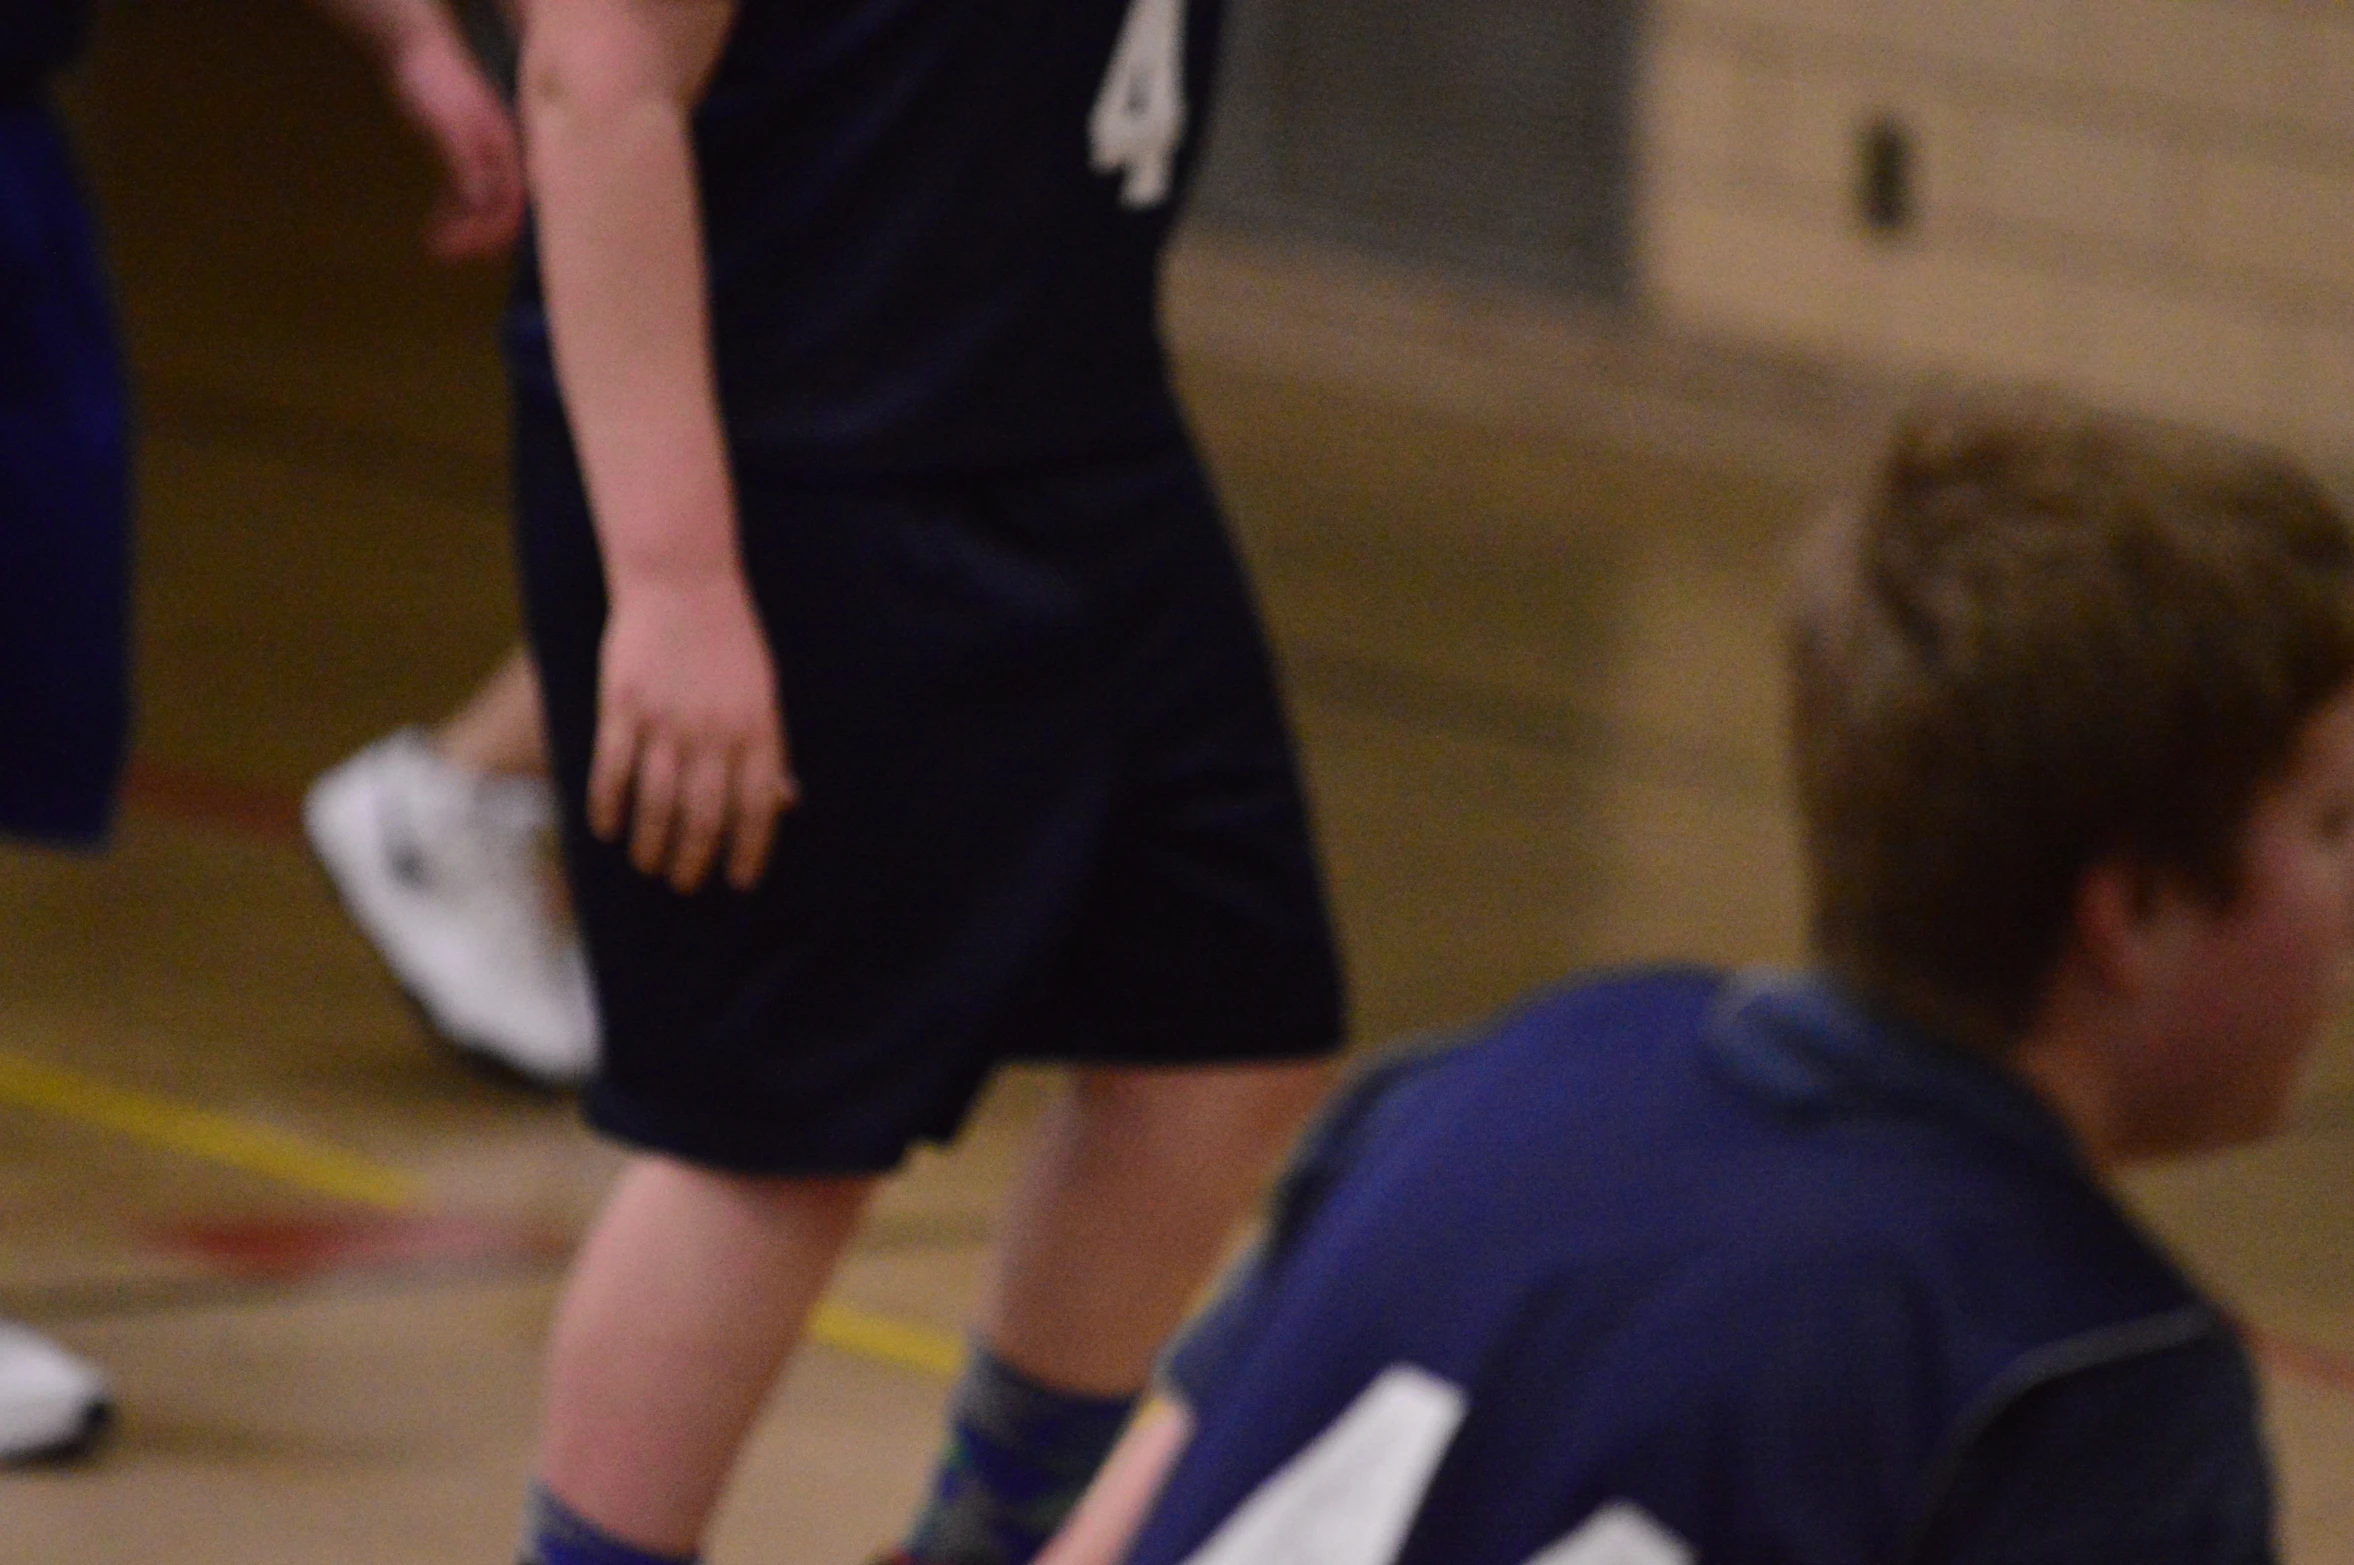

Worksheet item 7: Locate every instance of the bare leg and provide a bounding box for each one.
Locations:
[536,1155,877,1552]
[433,645,548,778]
[978,1061,1332,1395]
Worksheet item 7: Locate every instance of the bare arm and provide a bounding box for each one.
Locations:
[310,0,449,54]
[517,0,793,892]
[1036,1397,1194,1565]
[310,0,524,256]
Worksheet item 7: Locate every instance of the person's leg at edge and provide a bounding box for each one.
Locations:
[893,1060,1330,1565]
[435,645,550,780]
[527,1155,877,1562]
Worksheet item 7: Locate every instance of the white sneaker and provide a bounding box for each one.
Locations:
[304,729,600,1089]
[0,1321,111,1464]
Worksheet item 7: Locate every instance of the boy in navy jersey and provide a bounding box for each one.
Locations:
[1038,398,2354,1565]
[498,3,1341,1564]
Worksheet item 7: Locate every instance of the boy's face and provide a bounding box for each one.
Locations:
[2123,683,2354,1156]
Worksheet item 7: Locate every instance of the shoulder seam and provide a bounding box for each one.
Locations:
[1892,1302,2223,1564]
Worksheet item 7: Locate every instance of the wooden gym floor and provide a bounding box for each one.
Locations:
[5,6,2350,1560]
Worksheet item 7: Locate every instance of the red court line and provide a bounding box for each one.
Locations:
[157,1214,570,1282]
[121,759,304,840]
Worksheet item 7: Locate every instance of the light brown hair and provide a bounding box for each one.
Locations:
[1790,393,2354,1051]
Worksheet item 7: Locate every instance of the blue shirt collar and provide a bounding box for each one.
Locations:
[1706,969,2088,1175]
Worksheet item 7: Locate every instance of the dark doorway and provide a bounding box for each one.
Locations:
[1197,0,1639,300]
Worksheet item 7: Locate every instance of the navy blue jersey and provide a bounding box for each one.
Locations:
[505,0,1219,475]
[1137,971,2273,1565]
[1,0,90,101]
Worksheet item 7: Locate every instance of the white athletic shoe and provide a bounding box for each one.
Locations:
[0,1321,111,1464]
[304,729,600,1089]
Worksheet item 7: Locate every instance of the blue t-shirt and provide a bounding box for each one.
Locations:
[504,0,1218,475]
[1139,970,2273,1565]
[1,0,89,101]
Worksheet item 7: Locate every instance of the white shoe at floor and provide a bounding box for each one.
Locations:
[0,1321,111,1464]
[304,728,600,1089]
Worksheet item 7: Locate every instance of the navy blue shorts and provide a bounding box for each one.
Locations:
[513,390,1345,1175]
[0,97,130,845]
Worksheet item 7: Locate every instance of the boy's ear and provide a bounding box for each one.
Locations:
[2072,856,2164,993]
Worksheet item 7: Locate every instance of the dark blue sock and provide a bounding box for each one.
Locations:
[900,1346,1140,1565]
[519,1483,699,1565]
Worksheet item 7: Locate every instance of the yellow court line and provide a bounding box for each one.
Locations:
[0,1049,964,1377]
[0,1049,420,1213]
[808,1301,965,1379]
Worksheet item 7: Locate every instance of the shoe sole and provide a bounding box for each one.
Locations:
[3,1399,113,1467]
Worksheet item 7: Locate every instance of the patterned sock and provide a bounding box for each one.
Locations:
[899,1345,1141,1565]
[518,1483,699,1565]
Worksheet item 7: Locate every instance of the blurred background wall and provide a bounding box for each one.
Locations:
[1197,0,2354,466]
[1639,0,2354,459]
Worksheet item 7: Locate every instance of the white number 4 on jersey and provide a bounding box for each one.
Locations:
[1090,0,1188,208]
[1177,1366,1696,1565]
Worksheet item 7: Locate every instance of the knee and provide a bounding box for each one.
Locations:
[1069,1059,1336,1166]
[645,1154,877,1230]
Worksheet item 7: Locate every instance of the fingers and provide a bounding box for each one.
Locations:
[589,587,794,893]
[666,748,736,894]
[628,734,684,878]
[427,205,512,261]
[724,739,798,892]
[587,703,642,845]
[590,711,798,894]
[425,121,527,260]
[427,193,523,259]
[393,35,526,260]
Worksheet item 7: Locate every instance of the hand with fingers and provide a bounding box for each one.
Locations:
[384,13,526,259]
[588,570,798,895]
